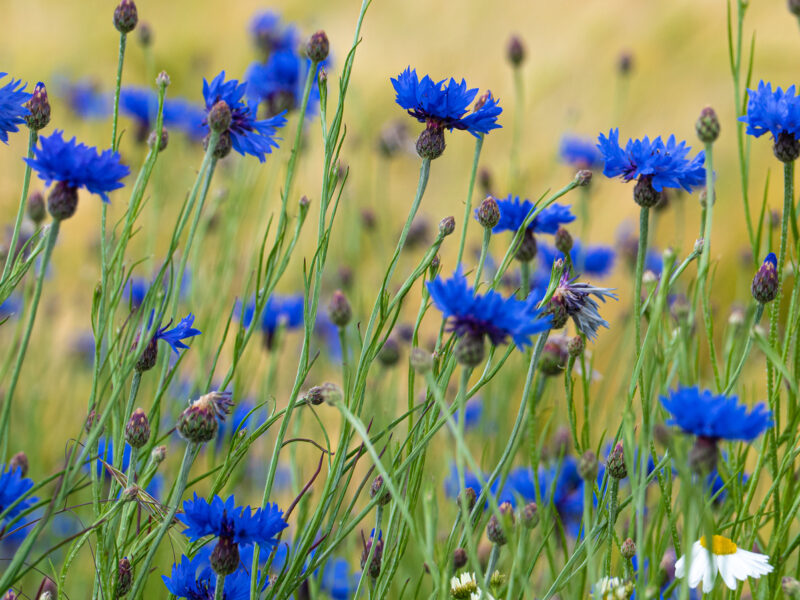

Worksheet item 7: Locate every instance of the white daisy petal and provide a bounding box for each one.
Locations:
[716,555,736,590]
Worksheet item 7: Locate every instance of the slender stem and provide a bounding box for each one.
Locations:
[127,443,197,600]
[1,128,37,283]
[519,261,530,300]
[723,302,764,394]
[214,574,225,600]
[604,479,619,576]
[633,206,649,351]
[0,220,59,461]
[474,229,492,287]
[510,67,523,187]
[111,33,127,152]
[484,544,501,592]
[456,136,484,265]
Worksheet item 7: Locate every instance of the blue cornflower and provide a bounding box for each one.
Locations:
[240,294,304,349]
[163,548,253,600]
[320,558,360,600]
[120,87,208,141]
[178,494,288,548]
[24,130,130,203]
[0,466,36,525]
[164,98,207,140]
[249,10,298,58]
[660,386,772,441]
[56,78,111,119]
[597,129,706,203]
[391,67,501,137]
[538,241,615,278]
[427,266,551,350]
[491,196,575,235]
[559,135,604,170]
[0,73,31,144]
[246,50,325,118]
[155,313,201,354]
[202,71,287,162]
[90,438,131,479]
[545,270,618,341]
[739,81,800,142]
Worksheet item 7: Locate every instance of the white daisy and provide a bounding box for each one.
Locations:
[591,577,633,599]
[675,535,773,593]
[449,572,496,600]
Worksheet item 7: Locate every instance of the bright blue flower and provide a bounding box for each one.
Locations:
[249,10,298,56]
[155,313,201,354]
[490,195,575,234]
[246,50,325,117]
[56,78,111,119]
[0,294,23,320]
[164,98,207,140]
[314,311,342,361]
[240,294,304,341]
[178,494,288,548]
[427,266,551,349]
[120,87,207,140]
[538,242,615,278]
[660,386,772,441]
[163,548,253,600]
[391,67,501,136]
[597,128,706,192]
[90,438,131,479]
[320,558,360,600]
[559,135,603,169]
[202,71,287,162]
[24,130,130,202]
[0,466,36,525]
[739,81,800,141]
[645,249,663,275]
[0,73,31,144]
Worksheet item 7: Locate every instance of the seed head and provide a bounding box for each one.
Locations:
[306,30,330,63]
[454,332,485,368]
[125,408,151,449]
[25,83,51,131]
[633,177,660,208]
[210,536,240,576]
[416,122,446,160]
[113,0,138,33]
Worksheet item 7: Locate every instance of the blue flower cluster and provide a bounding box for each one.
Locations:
[491,196,575,235]
[249,10,298,58]
[538,241,616,278]
[559,135,603,170]
[240,294,304,342]
[246,51,326,118]
[163,547,257,600]
[0,73,31,143]
[119,86,206,141]
[427,266,550,349]
[178,494,287,548]
[739,81,800,142]
[660,386,772,441]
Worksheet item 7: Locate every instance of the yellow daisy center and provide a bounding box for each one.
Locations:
[699,535,738,555]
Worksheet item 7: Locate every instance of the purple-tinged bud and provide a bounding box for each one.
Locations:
[305,382,343,406]
[410,348,433,373]
[578,450,599,481]
[125,408,150,449]
[361,532,383,578]
[208,101,232,133]
[151,445,166,464]
[607,441,627,479]
[575,169,592,186]
[455,332,485,368]
[204,131,232,159]
[416,122,446,160]
[9,451,28,477]
[486,502,515,546]
[752,253,779,304]
[618,50,634,75]
[689,436,718,474]
[554,227,573,255]
[115,557,132,597]
[138,21,152,46]
[539,339,567,376]
[135,336,158,372]
[621,538,636,560]
[476,196,500,229]
[567,335,584,358]
[515,229,537,262]
[27,190,46,224]
[306,30,330,63]
[370,475,391,506]
[507,35,526,67]
[775,131,800,163]
[378,337,400,367]
[177,392,232,444]
[453,547,468,569]
[148,127,168,151]
[429,254,440,276]
[521,502,539,529]
[156,71,170,88]
[113,0,138,33]
[25,83,50,131]
[457,487,477,512]
[634,176,660,208]
[328,290,352,328]
[47,182,79,221]
[439,215,456,237]
[210,536,240,576]
[696,106,720,144]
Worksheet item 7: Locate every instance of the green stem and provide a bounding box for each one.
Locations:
[484,544,501,592]
[214,574,225,600]
[723,302,764,394]
[519,261,530,300]
[354,504,383,598]
[633,206,649,351]
[510,67,523,187]
[474,228,492,287]
[0,220,59,461]
[1,128,37,283]
[604,479,619,576]
[111,33,127,152]
[456,136,484,265]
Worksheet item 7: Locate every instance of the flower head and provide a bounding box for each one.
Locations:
[56,78,111,119]
[538,242,615,278]
[739,81,800,141]
[597,128,706,192]
[450,572,494,599]
[249,10,298,58]
[120,87,207,141]
[0,465,36,525]
[178,494,288,548]
[675,536,772,593]
[391,67,501,137]
[559,135,603,170]
[320,558,360,600]
[427,266,550,349]
[24,131,130,202]
[660,386,772,441]
[202,71,286,162]
[162,548,255,599]
[546,271,618,341]
[155,313,201,354]
[246,50,325,118]
[0,73,31,144]
[492,196,575,235]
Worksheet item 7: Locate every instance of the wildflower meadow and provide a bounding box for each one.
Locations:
[2,0,800,598]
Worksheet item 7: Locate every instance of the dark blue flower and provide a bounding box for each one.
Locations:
[178,494,288,548]
[0,73,31,144]
[155,313,201,354]
[249,10,298,57]
[559,135,603,169]
[391,67,501,136]
[240,294,304,348]
[24,130,130,202]
[56,78,110,119]
[645,249,663,275]
[491,196,575,234]
[739,81,800,141]
[89,438,131,479]
[0,466,36,525]
[538,242,615,278]
[427,266,551,349]
[120,87,207,141]
[320,558,360,600]
[202,71,287,162]
[660,386,772,441]
[245,50,325,117]
[597,128,706,192]
[162,548,253,600]
[454,397,483,431]
[547,271,618,341]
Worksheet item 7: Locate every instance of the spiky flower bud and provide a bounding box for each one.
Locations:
[151,445,166,464]
[148,127,168,151]
[439,215,456,237]
[410,348,433,373]
[361,533,383,578]
[305,382,343,406]
[575,169,593,186]
[125,408,150,449]
[554,227,573,255]
[539,339,567,376]
[306,30,330,63]
[521,502,539,529]
[515,229,537,262]
[27,190,46,224]
[578,450,599,481]
[476,196,500,229]
[689,436,718,475]
[454,332,485,368]
[621,538,636,560]
[135,337,158,372]
[9,451,28,477]
[567,335,584,358]
[696,106,720,144]
[453,547,468,570]
[486,502,515,546]
[328,290,352,327]
[47,181,79,220]
[208,100,232,133]
[115,557,132,597]
[457,487,477,512]
[378,337,400,367]
[752,253,779,304]
[633,177,660,208]
[507,35,526,66]
[775,131,800,163]
[210,536,240,576]
[25,83,51,131]
[416,123,446,160]
[204,131,232,159]
[607,441,627,480]
[370,475,391,506]
[113,0,138,33]
[177,392,230,444]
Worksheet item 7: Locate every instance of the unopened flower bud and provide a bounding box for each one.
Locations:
[156,71,171,88]
[378,337,400,367]
[410,347,433,373]
[306,382,343,406]
[148,127,168,151]
[370,475,391,505]
[125,408,150,449]
[25,83,50,131]
[151,445,166,464]
[578,450,599,481]
[453,547,468,570]
[607,441,627,479]
[621,538,636,560]
[306,30,330,63]
[9,451,28,477]
[486,502,515,546]
[521,502,539,529]
[752,253,779,304]
[539,339,567,376]
[27,190,46,224]
[115,557,132,597]
[476,196,500,229]
[138,21,152,46]
[439,215,456,237]
[177,394,223,444]
[507,35,526,67]
[208,101,232,133]
[113,0,138,33]
[361,532,383,578]
[554,227,573,255]
[515,229,537,262]
[575,169,592,186]
[454,333,485,368]
[457,487,477,512]
[567,335,584,358]
[135,336,158,372]
[204,131,232,159]
[328,290,352,327]
[696,106,720,144]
